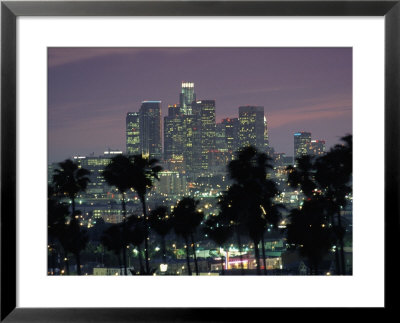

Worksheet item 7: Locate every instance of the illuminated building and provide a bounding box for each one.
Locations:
[221,117,239,155]
[164,104,184,163]
[308,140,326,156]
[264,116,269,149]
[238,106,266,152]
[192,100,216,171]
[179,82,196,115]
[154,170,188,196]
[139,101,162,160]
[126,112,141,155]
[294,131,312,160]
[215,122,226,151]
[72,150,122,201]
[182,113,201,172]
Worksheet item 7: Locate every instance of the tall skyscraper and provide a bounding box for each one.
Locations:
[294,132,312,160]
[182,113,201,172]
[192,100,216,170]
[139,101,162,160]
[179,82,196,115]
[264,116,269,149]
[126,112,141,155]
[308,140,326,156]
[164,104,184,162]
[221,118,239,154]
[238,106,265,152]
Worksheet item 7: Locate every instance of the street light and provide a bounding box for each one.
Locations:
[160,264,168,273]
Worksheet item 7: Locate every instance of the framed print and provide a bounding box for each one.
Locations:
[1,0,399,321]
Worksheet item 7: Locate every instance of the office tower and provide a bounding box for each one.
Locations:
[139,101,162,160]
[182,113,201,172]
[215,122,226,151]
[192,100,216,171]
[264,116,269,149]
[72,150,123,201]
[221,117,239,155]
[164,104,184,162]
[294,132,312,160]
[238,106,265,152]
[308,140,326,156]
[179,82,196,115]
[126,112,141,155]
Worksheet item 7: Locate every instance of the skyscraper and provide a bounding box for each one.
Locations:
[179,82,196,115]
[308,140,326,156]
[126,112,141,155]
[139,101,162,160]
[192,100,216,171]
[221,117,239,155]
[164,104,184,162]
[238,106,265,152]
[294,132,312,160]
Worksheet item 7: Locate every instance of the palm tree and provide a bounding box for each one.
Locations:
[172,197,204,275]
[103,155,135,275]
[314,135,352,274]
[218,186,246,274]
[287,154,316,198]
[127,215,146,274]
[149,206,173,266]
[53,159,90,217]
[259,202,284,275]
[101,224,125,275]
[226,146,281,275]
[128,155,162,275]
[203,214,233,275]
[286,196,334,274]
[63,216,89,275]
[48,185,69,275]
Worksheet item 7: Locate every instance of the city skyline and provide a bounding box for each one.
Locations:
[48,47,352,163]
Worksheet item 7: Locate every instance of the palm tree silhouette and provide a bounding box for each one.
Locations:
[314,135,352,274]
[101,224,125,275]
[203,214,233,275]
[128,155,162,275]
[53,159,90,218]
[286,196,334,274]
[172,197,204,275]
[287,155,316,198]
[128,218,147,275]
[52,161,90,275]
[218,186,246,274]
[149,206,173,266]
[63,215,88,275]
[48,185,69,275]
[226,146,281,275]
[103,155,134,275]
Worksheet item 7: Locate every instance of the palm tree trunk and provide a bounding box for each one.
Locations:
[253,240,261,275]
[261,235,267,275]
[121,193,128,276]
[220,246,225,275]
[330,212,341,275]
[71,197,76,218]
[118,251,122,275]
[236,227,245,275]
[75,252,81,275]
[190,233,199,275]
[64,252,70,275]
[161,237,167,265]
[337,211,346,275]
[141,197,150,275]
[184,236,192,276]
[137,244,144,274]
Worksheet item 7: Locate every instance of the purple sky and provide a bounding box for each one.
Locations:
[48,47,352,163]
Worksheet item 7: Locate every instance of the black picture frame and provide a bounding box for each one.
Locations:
[1,1,399,321]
